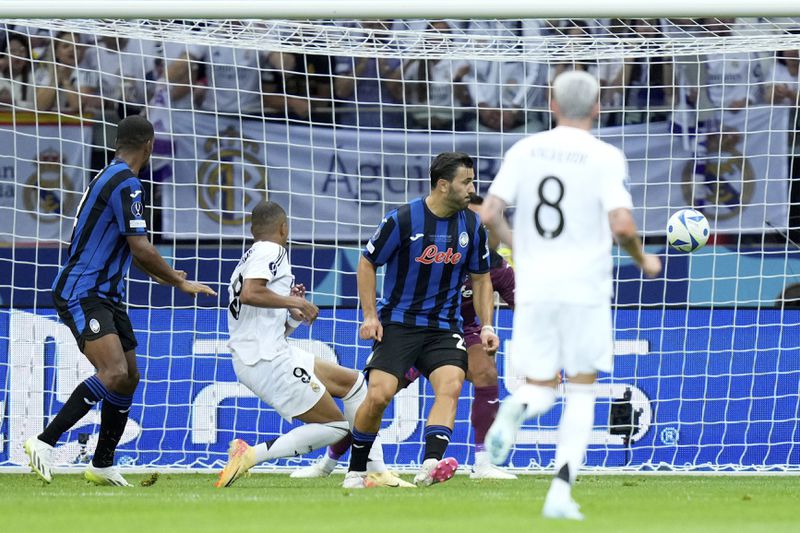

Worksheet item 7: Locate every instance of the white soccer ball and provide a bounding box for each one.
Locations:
[666,209,710,253]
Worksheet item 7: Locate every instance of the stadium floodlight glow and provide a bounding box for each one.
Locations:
[0,0,799,18]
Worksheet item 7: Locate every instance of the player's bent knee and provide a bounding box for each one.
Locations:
[324,420,350,437]
[435,378,464,400]
[365,389,393,412]
[98,368,130,392]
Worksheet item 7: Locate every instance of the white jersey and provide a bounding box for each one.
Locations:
[488,126,633,305]
[227,240,294,365]
[196,46,264,114]
[403,58,469,109]
[703,52,762,107]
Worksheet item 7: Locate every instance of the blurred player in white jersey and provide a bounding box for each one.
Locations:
[216,201,411,488]
[480,71,661,520]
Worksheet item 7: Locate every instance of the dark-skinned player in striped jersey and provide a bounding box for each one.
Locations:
[24,115,216,486]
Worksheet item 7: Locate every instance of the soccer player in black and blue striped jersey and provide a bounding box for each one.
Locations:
[344,152,500,488]
[24,115,216,486]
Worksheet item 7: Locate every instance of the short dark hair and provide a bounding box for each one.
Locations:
[251,200,286,234]
[468,194,484,205]
[115,115,154,152]
[429,152,474,188]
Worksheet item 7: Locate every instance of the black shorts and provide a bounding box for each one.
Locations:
[53,295,138,353]
[365,323,468,381]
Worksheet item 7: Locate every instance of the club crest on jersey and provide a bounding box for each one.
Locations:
[415,244,462,265]
[459,231,469,248]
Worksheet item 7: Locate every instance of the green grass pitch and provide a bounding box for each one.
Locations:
[0,473,796,533]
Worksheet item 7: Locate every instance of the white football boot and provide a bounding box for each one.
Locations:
[470,460,518,480]
[24,437,54,483]
[342,471,367,489]
[542,497,584,521]
[542,478,584,520]
[85,464,132,487]
[290,456,337,478]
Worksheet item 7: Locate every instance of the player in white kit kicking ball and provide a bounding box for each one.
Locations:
[480,71,661,519]
[216,201,412,488]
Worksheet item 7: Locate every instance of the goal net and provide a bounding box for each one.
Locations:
[1,16,799,472]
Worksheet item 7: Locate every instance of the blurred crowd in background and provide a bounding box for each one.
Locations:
[0,19,797,133]
[2,18,800,239]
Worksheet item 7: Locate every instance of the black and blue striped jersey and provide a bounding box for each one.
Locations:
[52,159,147,302]
[363,196,490,331]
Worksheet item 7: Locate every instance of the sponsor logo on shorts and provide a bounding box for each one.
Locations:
[89,318,100,334]
[310,382,320,393]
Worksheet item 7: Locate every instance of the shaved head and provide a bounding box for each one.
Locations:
[251,201,286,236]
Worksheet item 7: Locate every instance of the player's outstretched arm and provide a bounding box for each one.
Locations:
[240,278,319,324]
[470,272,500,355]
[127,235,217,296]
[480,195,513,252]
[132,256,187,286]
[357,256,382,342]
[608,208,661,278]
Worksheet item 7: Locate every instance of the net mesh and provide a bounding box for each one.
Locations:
[3,18,800,60]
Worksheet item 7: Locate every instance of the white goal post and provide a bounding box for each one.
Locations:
[0,7,799,473]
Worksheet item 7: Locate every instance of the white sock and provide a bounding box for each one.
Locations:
[553,383,595,486]
[319,454,338,473]
[546,477,572,503]
[252,421,349,464]
[341,372,366,427]
[340,373,387,473]
[514,383,557,420]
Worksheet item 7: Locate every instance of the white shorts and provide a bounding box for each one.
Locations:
[510,302,613,380]
[231,345,326,422]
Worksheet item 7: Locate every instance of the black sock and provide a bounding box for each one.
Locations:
[92,391,133,468]
[556,463,571,484]
[39,375,107,447]
[348,429,377,472]
[423,425,452,461]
